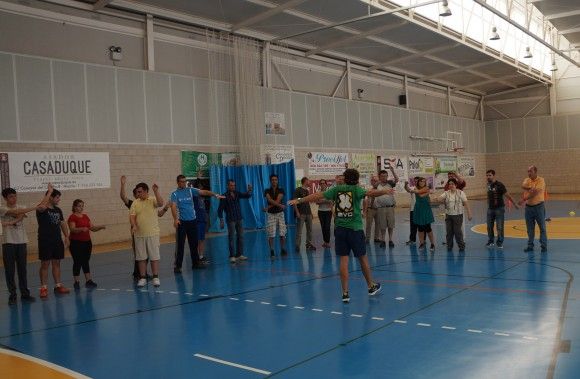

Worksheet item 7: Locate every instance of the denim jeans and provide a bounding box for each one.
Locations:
[486,207,505,244]
[227,220,244,257]
[2,243,30,297]
[525,202,547,248]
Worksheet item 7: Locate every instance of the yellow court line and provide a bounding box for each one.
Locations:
[471,217,580,240]
[0,348,90,379]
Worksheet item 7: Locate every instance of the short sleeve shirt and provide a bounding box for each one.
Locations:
[444,180,466,191]
[439,190,467,216]
[487,181,507,209]
[265,187,285,214]
[294,187,312,215]
[36,206,64,243]
[0,205,28,244]
[323,185,366,230]
[170,188,200,221]
[129,197,160,237]
[522,176,545,205]
[68,213,91,241]
[373,181,396,207]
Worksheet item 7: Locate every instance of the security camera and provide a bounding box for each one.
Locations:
[357,88,364,99]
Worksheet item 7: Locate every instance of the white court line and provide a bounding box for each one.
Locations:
[170,291,179,294]
[155,290,164,293]
[139,289,148,292]
[111,288,120,291]
[245,300,255,303]
[394,320,407,324]
[199,294,209,297]
[467,329,483,334]
[260,301,271,305]
[194,353,271,375]
[331,311,343,315]
[97,288,106,291]
[312,308,323,312]
[372,317,384,321]
[523,336,538,341]
[294,306,305,309]
[441,326,456,330]
[276,304,287,307]
[495,332,510,337]
[417,323,431,327]
[229,297,239,301]
[395,297,405,301]
[351,314,363,318]
[184,292,193,296]
[125,289,134,292]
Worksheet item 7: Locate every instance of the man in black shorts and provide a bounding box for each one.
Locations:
[289,169,393,303]
[37,188,70,298]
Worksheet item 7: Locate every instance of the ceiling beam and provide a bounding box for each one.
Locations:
[415,60,494,82]
[368,43,459,71]
[546,9,580,21]
[452,74,520,92]
[305,20,407,57]
[231,0,308,32]
[559,27,580,35]
[93,0,112,11]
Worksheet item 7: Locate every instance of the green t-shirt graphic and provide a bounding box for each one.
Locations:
[323,185,366,231]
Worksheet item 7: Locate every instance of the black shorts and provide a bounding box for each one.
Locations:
[38,240,65,261]
[334,227,366,257]
[417,224,432,233]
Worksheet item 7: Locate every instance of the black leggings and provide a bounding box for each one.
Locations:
[70,239,92,276]
[318,211,332,243]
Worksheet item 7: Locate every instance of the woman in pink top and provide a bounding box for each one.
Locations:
[68,199,105,289]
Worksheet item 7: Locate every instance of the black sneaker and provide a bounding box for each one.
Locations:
[306,244,316,251]
[524,246,534,253]
[85,280,98,289]
[199,256,210,264]
[270,250,275,259]
[379,241,386,248]
[173,267,182,274]
[295,246,300,253]
[429,244,435,252]
[368,283,382,296]
[496,242,503,249]
[541,246,548,253]
[73,281,80,290]
[342,292,350,303]
[281,248,288,256]
[21,294,35,302]
[388,241,395,248]
[374,239,381,243]
[405,240,415,246]
[486,242,495,248]
[8,294,17,306]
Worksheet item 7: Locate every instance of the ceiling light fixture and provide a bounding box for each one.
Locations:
[490,27,500,41]
[524,46,533,59]
[439,0,452,17]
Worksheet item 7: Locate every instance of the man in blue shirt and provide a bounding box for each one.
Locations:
[170,175,223,272]
[218,180,253,263]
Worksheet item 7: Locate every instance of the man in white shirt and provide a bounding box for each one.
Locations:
[374,167,398,248]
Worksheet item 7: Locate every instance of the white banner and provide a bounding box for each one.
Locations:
[457,156,475,177]
[408,156,435,176]
[308,152,348,176]
[265,112,286,135]
[260,144,295,164]
[0,152,110,192]
[378,155,408,193]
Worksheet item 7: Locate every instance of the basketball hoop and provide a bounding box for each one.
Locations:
[452,147,465,154]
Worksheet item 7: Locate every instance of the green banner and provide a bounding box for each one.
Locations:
[181,151,218,178]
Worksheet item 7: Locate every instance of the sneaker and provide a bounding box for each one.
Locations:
[496,243,503,249]
[173,267,182,274]
[306,244,317,251]
[199,256,210,263]
[132,273,140,281]
[54,285,70,295]
[8,295,17,306]
[374,239,381,243]
[342,292,350,303]
[152,277,160,287]
[418,243,426,250]
[137,278,147,287]
[237,255,248,261]
[405,240,416,246]
[388,241,395,248]
[73,281,80,290]
[368,283,382,296]
[40,287,48,299]
[21,294,35,302]
[85,280,98,289]
[524,246,534,253]
[541,246,547,253]
[229,257,237,263]
[379,241,386,248]
[281,248,288,256]
[486,242,495,248]
[295,246,300,253]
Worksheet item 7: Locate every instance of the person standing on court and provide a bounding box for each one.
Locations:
[294,177,316,252]
[37,186,71,298]
[375,167,398,248]
[485,170,519,249]
[218,179,253,263]
[316,179,333,248]
[444,171,466,191]
[170,175,223,273]
[68,199,106,289]
[403,177,420,246]
[288,169,392,303]
[1,185,52,305]
[520,166,548,253]
[405,177,436,252]
[363,175,380,244]
[192,179,210,263]
[437,178,472,252]
[264,174,287,258]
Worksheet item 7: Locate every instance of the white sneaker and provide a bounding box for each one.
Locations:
[237,255,248,261]
[137,278,147,287]
[152,277,160,287]
[229,257,237,263]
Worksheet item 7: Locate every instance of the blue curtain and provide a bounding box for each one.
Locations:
[208,160,296,232]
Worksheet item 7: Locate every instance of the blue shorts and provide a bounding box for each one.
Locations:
[197,222,207,241]
[334,227,366,257]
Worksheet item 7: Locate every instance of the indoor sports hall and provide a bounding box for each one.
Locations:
[1,1,580,378]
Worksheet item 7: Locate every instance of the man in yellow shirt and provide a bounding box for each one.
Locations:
[130,182,164,287]
[521,166,547,253]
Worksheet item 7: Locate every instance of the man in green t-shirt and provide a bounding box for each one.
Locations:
[289,169,394,303]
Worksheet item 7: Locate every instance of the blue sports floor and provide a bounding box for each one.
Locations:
[1,199,579,378]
